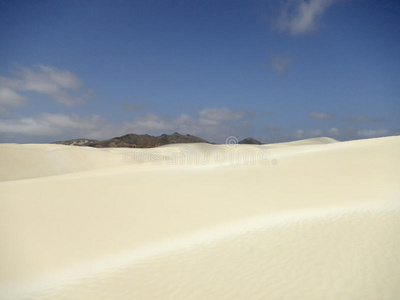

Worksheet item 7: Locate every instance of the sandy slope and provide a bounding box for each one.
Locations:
[0,136,399,299]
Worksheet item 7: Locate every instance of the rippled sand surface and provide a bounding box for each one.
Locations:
[1,136,399,299]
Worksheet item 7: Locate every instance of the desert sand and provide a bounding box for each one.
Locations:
[0,136,399,299]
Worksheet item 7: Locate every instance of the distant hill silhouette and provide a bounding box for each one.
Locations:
[53,132,211,148]
[238,137,262,145]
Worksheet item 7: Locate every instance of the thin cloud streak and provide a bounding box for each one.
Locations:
[287,127,395,142]
[0,108,249,143]
[309,112,332,119]
[270,55,293,75]
[327,127,394,140]
[274,0,336,35]
[1,112,396,143]
[0,65,94,108]
[342,116,385,122]
[295,129,324,139]
[122,101,150,112]
[0,87,27,107]
[265,125,280,131]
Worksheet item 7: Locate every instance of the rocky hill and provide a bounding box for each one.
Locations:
[238,137,262,145]
[52,139,99,146]
[53,132,210,148]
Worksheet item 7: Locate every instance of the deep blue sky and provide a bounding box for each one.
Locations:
[1,0,399,143]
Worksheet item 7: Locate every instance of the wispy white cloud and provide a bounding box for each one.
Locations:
[270,55,293,75]
[274,0,336,35]
[309,112,332,119]
[123,114,181,132]
[1,108,394,144]
[122,101,149,111]
[295,128,324,139]
[265,124,280,131]
[356,129,389,138]
[0,65,94,108]
[0,107,249,143]
[293,127,393,141]
[328,127,392,140]
[342,116,384,122]
[0,87,27,107]
[0,107,7,116]
[0,113,110,138]
[197,107,244,125]
[123,108,247,142]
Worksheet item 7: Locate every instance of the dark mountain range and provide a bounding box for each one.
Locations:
[53,132,211,148]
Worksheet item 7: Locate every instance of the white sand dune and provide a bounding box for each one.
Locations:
[0,144,127,181]
[0,136,399,299]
